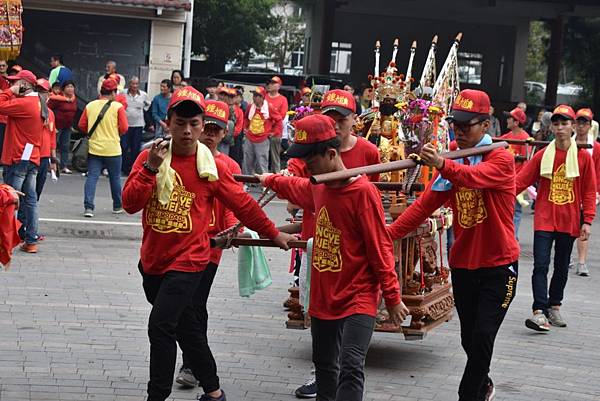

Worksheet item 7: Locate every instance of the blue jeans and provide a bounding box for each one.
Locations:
[513,201,522,240]
[121,126,143,174]
[58,128,72,169]
[532,230,576,313]
[84,154,122,211]
[36,157,50,200]
[4,161,39,244]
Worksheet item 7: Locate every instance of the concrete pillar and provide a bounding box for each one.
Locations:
[545,16,564,107]
[510,20,529,102]
[148,20,184,96]
[305,0,335,75]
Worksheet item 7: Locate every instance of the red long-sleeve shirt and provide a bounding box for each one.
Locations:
[40,110,56,158]
[123,149,280,275]
[589,142,600,193]
[0,76,10,125]
[0,184,22,266]
[233,105,244,137]
[499,130,530,174]
[48,95,78,130]
[388,148,520,269]
[286,140,381,241]
[0,90,44,166]
[266,93,288,137]
[516,147,596,237]
[265,174,400,320]
[207,153,241,264]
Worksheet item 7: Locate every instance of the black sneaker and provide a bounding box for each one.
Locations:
[484,378,496,401]
[295,377,317,399]
[197,390,226,401]
[175,365,198,388]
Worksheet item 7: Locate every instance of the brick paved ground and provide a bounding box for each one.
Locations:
[1,175,599,401]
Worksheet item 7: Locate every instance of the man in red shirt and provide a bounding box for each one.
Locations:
[258,114,408,401]
[573,108,600,277]
[517,105,596,331]
[388,90,519,401]
[122,86,294,401]
[500,106,530,239]
[173,99,241,392]
[243,86,272,176]
[0,70,45,253]
[228,87,245,168]
[266,76,288,172]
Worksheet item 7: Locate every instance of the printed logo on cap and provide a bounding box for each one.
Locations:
[295,129,308,142]
[454,94,474,111]
[206,103,227,119]
[325,92,349,106]
[176,88,203,103]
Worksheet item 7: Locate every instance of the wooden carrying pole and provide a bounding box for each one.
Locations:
[491,137,592,149]
[211,216,447,249]
[310,141,509,184]
[232,175,424,192]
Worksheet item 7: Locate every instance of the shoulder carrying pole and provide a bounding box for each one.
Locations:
[310,141,509,184]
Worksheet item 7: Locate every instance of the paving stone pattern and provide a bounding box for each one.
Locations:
[0,175,599,400]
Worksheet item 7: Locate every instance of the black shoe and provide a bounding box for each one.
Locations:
[484,378,496,401]
[295,377,317,399]
[198,390,226,401]
[175,365,198,388]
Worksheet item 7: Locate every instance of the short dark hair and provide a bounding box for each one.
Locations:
[51,54,63,64]
[167,101,204,119]
[304,137,341,159]
[161,79,173,89]
[61,80,75,90]
[234,85,244,92]
[100,88,116,96]
[207,78,219,87]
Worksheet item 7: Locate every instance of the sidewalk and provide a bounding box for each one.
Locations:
[1,175,599,400]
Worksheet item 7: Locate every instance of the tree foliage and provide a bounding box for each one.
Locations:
[263,1,305,73]
[192,0,277,72]
[525,21,549,83]
[563,17,600,111]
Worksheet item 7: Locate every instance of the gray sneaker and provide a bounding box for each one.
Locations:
[568,259,574,269]
[175,365,198,388]
[83,209,94,218]
[577,263,590,277]
[547,308,567,327]
[525,311,550,332]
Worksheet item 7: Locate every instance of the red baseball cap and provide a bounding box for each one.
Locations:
[504,107,527,124]
[36,78,50,92]
[576,108,594,122]
[6,69,37,85]
[269,76,283,85]
[300,87,312,96]
[551,104,576,121]
[101,78,118,92]
[204,100,229,129]
[286,114,337,158]
[321,89,356,116]
[168,86,206,113]
[447,89,491,122]
[252,86,266,97]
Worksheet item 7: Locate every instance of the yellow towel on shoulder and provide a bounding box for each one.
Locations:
[540,138,579,180]
[156,141,218,205]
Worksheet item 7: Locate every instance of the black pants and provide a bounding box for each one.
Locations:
[532,230,576,313]
[451,263,518,401]
[139,262,218,401]
[311,314,375,401]
[181,262,220,393]
[230,132,244,168]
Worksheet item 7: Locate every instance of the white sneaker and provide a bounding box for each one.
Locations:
[525,310,550,332]
[84,209,94,218]
[576,263,589,277]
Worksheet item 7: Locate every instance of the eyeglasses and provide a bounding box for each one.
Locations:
[451,119,485,132]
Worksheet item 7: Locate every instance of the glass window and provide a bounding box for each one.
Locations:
[330,42,352,75]
[458,52,483,85]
